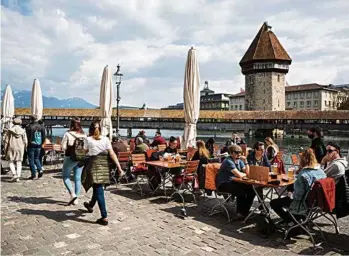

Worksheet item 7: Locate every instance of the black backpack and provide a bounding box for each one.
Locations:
[68,132,86,162]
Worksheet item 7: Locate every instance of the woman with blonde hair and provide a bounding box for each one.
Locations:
[270,148,326,224]
[82,120,124,225]
[265,137,279,162]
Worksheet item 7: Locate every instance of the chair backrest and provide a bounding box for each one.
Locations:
[146,149,157,160]
[308,178,336,213]
[204,163,221,191]
[158,144,167,151]
[184,160,200,175]
[131,154,146,165]
[248,165,269,182]
[187,147,197,160]
[129,139,136,152]
[118,151,131,162]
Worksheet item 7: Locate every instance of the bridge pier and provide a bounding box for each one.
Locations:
[127,128,132,138]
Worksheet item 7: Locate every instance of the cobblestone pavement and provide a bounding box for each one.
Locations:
[1,166,349,255]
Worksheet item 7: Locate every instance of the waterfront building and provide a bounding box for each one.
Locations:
[229,83,349,111]
[162,81,231,111]
[239,22,292,111]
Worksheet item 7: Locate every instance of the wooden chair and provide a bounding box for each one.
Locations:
[170,160,200,212]
[158,144,167,151]
[131,154,148,195]
[187,147,197,161]
[115,151,131,183]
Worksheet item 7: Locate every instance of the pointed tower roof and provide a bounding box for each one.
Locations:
[239,22,291,65]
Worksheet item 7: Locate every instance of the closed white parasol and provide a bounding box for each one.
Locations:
[1,84,15,130]
[31,79,43,120]
[99,65,114,139]
[182,47,201,149]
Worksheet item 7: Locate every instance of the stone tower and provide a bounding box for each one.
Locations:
[239,22,292,111]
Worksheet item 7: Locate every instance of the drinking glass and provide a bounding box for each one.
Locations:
[288,167,295,179]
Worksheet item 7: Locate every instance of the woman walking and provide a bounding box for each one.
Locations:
[82,120,123,225]
[3,118,27,182]
[61,118,87,205]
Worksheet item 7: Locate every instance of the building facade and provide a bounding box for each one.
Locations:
[239,22,292,111]
[162,81,230,111]
[229,83,349,111]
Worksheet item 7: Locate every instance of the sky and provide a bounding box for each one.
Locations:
[1,0,349,108]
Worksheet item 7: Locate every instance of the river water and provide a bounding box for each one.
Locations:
[51,128,349,156]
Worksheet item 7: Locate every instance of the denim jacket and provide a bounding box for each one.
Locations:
[290,167,326,215]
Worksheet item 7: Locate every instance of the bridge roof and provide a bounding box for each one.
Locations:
[14,108,349,120]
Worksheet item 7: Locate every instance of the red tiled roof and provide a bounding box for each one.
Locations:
[14,108,349,120]
[240,22,291,65]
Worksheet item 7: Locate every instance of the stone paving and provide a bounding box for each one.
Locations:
[1,165,349,255]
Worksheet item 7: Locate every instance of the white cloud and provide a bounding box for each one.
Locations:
[1,0,349,108]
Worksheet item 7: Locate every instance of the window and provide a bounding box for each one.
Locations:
[235,105,238,110]
[287,102,291,108]
[239,105,242,110]
[307,100,311,107]
[307,92,312,98]
[300,101,304,108]
[294,102,297,108]
[300,92,305,99]
[314,91,319,98]
[325,100,327,106]
[277,74,280,82]
[294,93,298,99]
[287,94,291,100]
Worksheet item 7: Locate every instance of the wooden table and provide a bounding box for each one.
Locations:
[145,160,186,169]
[232,175,295,223]
[144,160,186,196]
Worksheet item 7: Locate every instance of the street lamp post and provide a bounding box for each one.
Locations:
[114,64,123,134]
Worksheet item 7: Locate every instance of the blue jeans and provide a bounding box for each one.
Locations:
[62,157,82,196]
[27,147,42,177]
[89,184,107,218]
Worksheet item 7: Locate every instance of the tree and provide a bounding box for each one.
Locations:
[338,98,349,110]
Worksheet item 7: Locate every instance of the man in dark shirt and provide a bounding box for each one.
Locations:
[216,145,254,219]
[150,131,167,148]
[164,136,178,154]
[111,135,128,155]
[26,116,46,179]
[307,127,326,163]
[247,142,271,168]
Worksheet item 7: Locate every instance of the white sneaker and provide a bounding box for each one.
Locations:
[73,199,79,205]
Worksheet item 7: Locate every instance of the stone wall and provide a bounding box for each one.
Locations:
[245,72,285,111]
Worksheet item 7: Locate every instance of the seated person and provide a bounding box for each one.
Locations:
[133,137,149,153]
[322,142,348,183]
[205,138,215,157]
[265,137,279,162]
[134,130,149,145]
[247,141,271,168]
[164,136,178,154]
[216,145,254,219]
[150,131,167,148]
[111,135,128,155]
[270,148,326,223]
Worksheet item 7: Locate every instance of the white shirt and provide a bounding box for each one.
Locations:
[84,136,112,156]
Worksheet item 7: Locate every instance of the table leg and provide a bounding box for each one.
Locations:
[243,186,273,223]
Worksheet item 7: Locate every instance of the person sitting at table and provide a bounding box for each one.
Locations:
[205,138,215,157]
[322,142,348,184]
[164,136,178,154]
[150,131,167,148]
[265,137,279,162]
[216,145,254,220]
[111,135,128,155]
[247,142,270,168]
[133,137,149,154]
[270,148,326,224]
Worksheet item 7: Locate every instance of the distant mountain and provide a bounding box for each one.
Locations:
[1,90,96,108]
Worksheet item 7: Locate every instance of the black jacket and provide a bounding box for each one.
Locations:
[335,170,349,218]
[25,121,46,148]
[310,137,326,163]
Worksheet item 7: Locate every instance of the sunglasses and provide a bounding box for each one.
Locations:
[233,151,242,154]
[326,149,337,153]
